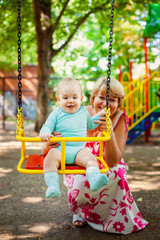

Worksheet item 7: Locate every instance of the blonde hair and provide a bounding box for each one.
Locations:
[90,76,125,108]
[57,77,82,95]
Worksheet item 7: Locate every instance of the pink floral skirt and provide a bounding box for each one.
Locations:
[63,142,148,234]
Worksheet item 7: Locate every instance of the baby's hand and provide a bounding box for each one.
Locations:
[40,133,51,142]
[98,109,106,117]
[94,109,112,132]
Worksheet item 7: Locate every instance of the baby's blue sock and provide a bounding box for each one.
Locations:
[44,172,61,198]
[86,166,109,191]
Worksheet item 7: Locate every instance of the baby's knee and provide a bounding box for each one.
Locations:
[85,155,98,168]
[44,149,60,166]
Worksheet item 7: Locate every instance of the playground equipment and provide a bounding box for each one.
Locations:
[120,4,160,143]
[123,72,160,143]
[16,0,115,174]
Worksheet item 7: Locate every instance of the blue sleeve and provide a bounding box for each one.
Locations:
[40,110,57,135]
[85,109,100,130]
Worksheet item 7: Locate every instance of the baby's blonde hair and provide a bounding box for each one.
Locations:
[57,77,82,95]
[90,76,125,107]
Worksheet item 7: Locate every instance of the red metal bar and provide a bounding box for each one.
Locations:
[129,61,133,125]
[144,37,150,142]
[129,61,133,86]
[118,65,122,82]
[2,77,6,130]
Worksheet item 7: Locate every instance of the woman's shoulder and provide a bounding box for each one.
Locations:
[113,108,129,131]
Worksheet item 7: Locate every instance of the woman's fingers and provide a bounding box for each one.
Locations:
[94,119,106,125]
[48,143,59,149]
[51,132,62,138]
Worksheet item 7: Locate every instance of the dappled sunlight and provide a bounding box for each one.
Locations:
[128,170,160,192]
[129,181,160,192]
[0,222,71,240]
[0,234,15,240]
[0,167,13,173]
[22,197,43,203]
[0,141,41,156]
[0,141,18,147]
[28,223,52,233]
[16,234,42,239]
[0,135,7,141]
[0,167,13,177]
[3,233,40,239]
[0,141,20,153]
[0,141,41,149]
[153,146,160,150]
[144,171,160,176]
[0,172,6,177]
[124,146,133,153]
[153,162,160,167]
[25,143,42,150]
[0,194,12,200]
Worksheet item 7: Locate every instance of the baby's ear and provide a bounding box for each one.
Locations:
[56,96,60,104]
[81,95,83,102]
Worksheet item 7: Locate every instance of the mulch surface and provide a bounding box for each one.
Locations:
[0,121,160,240]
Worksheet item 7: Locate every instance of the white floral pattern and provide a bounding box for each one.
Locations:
[63,156,148,234]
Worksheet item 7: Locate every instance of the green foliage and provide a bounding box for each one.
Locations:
[50,1,159,80]
[143,3,160,38]
[0,0,158,79]
[0,0,36,69]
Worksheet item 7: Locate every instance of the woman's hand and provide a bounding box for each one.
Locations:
[41,132,62,155]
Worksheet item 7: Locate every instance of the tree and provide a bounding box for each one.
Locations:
[32,0,120,132]
[0,1,36,69]
[56,1,158,80]
[32,0,159,132]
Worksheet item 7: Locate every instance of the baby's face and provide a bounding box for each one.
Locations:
[57,83,83,114]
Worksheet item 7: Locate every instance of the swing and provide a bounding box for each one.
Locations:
[16,0,115,175]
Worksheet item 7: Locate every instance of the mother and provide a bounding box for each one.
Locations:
[43,76,148,234]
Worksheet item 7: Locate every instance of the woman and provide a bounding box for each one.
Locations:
[43,77,148,234]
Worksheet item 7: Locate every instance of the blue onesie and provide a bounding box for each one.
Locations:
[40,106,100,164]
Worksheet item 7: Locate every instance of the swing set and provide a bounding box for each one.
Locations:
[16,0,115,175]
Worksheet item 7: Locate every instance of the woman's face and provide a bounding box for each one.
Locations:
[93,90,119,117]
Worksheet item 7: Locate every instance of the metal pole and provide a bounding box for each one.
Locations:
[2,77,5,130]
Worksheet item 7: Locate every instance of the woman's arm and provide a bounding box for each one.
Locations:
[91,109,128,167]
[104,116,128,167]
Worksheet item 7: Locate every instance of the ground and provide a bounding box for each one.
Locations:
[0,121,160,240]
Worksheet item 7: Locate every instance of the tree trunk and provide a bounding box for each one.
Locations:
[33,0,52,132]
[35,56,51,132]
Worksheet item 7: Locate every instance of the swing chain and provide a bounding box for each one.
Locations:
[16,107,24,135]
[17,0,22,109]
[17,0,24,135]
[106,0,115,109]
[103,0,115,137]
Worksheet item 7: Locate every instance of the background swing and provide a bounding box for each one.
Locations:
[16,0,115,175]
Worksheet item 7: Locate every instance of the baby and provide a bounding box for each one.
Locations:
[40,78,109,198]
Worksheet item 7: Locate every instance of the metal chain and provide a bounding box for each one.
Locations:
[17,0,22,109]
[106,0,115,109]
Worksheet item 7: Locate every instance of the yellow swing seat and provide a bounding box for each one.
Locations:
[16,108,110,175]
[16,130,110,174]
